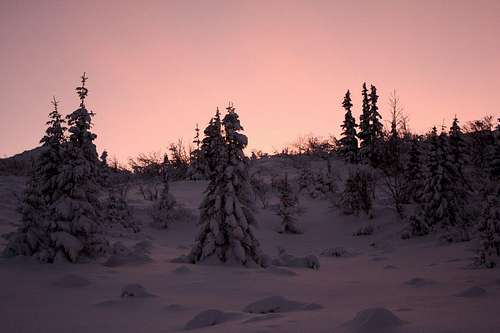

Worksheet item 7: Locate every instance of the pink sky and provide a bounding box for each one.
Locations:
[1,0,499,162]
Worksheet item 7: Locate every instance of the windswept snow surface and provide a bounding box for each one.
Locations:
[1,158,500,333]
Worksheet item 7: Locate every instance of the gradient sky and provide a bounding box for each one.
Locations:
[1,0,499,162]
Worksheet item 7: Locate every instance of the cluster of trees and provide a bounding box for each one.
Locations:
[2,75,499,269]
[3,74,109,262]
[3,76,266,267]
[336,83,500,267]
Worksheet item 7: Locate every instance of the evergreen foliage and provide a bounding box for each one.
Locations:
[189,103,266,266]
[338,90,358,163]
[4,73,109,263]
[277,174,301,234]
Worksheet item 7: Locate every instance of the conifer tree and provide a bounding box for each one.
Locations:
[476,186,500,268]
[405,137,424,202]
[49,72,109,261]
[200,108,225,179]
[368,84,383,165]
[358,83,371,155]
[449,117,467,180]
[3,96,67,261]
[407,127,469,237]
[105,185,138,233]
[277,174,301,234]
[188,123,206,180]
[5,74,109,262]
[100,150,109,167]
[340,166,375,217]
[369,85,383,142]
[151,166,177,228]
[338,90,358,163]
[189,103,266,266]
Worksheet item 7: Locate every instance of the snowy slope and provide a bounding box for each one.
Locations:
[0,159,499,333]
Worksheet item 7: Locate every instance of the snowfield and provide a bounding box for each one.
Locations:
[1,159,499,333]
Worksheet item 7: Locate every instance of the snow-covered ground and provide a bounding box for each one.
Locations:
[1,159,499,333]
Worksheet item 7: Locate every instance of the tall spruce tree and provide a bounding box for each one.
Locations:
[188,123,206,180]
[49,73,109,262]
[405,137,424,202]
[369,85,383,142]
[5,74,108,262]
[358,83,371,155]
[449,117,467,180]
[338,90,358,163]
[368,84,383,165]
[3,97,67,261]
[200,108,225,180]
[189,103,266,266]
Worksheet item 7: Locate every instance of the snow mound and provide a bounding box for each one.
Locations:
[104,241,152,267]
[170,255,191,264]
[383,265,398,270]
[165,303,189,312]
[320,247,356,258]
[243,296,322,314]
[184,309,242,330]
[242,313,284,324]
[259,266,297,276]
[104,254,152,267]
[272,251,320,270]
[342,307,405,333]
[404,277,436,287]
[120,283,155,298]
[455,286,487,298]
[52,274,91,288]
[173,266,193,274]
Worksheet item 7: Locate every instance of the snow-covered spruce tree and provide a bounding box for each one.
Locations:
[99,150,111,186]
[200,108,226,179]
[338,90,358,163]
[48,73,109,261]
[449,117,467,182]
[297,166,315,194]
[405,137,424,202]
[5,74,109,262]
[187,123,206,180]
[340,166,375,217]
[406,127,469,238]
[151,167,177,229]
[358,83,371,159]
[368,84,383,166]
[277,174,301,234]
[104,184,139,233]
[3,96,67,261]
[476,186,500,268]
[189,103,266,266]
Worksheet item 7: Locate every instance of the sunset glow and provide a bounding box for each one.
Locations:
[1,0,499,162]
